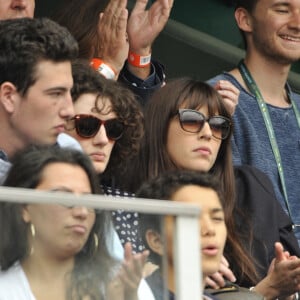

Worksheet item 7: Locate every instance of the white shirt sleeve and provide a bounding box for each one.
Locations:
[56,133,83,151]
[138,279,155,300]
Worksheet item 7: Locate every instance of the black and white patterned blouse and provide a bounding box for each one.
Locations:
[102,185,145,253]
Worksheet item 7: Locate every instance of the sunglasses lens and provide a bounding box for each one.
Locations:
[178,110,231,140]
[209,117,231,139]
[75,116,100,138]
[74,115,124,140]
[105,119,124,140]
[180,110,205,133]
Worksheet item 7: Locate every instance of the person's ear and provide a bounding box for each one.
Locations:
[235,7,253,33]
[22,205,31,223]
[0,82,19,114]
[145,229,164,256]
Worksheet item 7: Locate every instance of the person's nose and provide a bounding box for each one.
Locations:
[93,124,109,146]
[198,121,213,140]
[11,0,27,9]
[201,215,215,236]
[60,92,75,120]
[288,11,300,31]
[71,206,90,219]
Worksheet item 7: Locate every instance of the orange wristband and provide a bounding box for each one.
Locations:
[128,51,151,68]
[90,58,116,80]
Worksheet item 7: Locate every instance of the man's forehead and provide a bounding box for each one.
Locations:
[28,60,73,90]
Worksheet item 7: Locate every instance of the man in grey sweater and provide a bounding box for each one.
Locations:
[208,0,300,244]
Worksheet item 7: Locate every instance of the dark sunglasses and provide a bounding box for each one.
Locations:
[69,114,124,140]
[177,109,231,140]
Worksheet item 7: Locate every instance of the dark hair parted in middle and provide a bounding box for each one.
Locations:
[0,145,116,299]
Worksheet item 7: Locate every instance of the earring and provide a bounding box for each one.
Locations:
[30,223,35,238]
[93,233,99,251]
[29,223,35,255]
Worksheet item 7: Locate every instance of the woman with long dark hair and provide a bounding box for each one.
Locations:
[0,146,149,300]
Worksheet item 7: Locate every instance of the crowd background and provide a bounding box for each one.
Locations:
[35,0,300,88]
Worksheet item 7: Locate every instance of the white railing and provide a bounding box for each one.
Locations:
[0,186,202,300]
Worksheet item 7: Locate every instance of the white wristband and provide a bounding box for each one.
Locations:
[97,63,115,80]
[90,58,116,80]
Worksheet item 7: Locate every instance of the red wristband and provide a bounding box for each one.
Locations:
[128,51,151,68]
[90,58,116,80]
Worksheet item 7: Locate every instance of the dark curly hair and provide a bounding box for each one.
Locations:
[70,59,144,182]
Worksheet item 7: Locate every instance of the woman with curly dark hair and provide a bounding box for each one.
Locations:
[66,59,144,252]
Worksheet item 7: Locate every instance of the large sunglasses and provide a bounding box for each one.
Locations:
[177,109,231,140]
[69,114,124,140]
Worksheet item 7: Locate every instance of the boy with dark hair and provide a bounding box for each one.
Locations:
[136,171,229,300]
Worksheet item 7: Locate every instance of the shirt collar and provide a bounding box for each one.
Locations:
[0,150,9,162]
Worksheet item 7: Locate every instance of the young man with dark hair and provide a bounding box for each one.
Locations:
[0,17,78,182]
[208,0,300,244]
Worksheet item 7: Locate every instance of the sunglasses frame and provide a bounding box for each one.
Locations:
[177,109,231,140]
[70,114,124,141]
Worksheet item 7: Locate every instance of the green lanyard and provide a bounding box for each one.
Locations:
[238,60,300,227]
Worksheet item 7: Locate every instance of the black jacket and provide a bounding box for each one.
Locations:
[230,165,300,286]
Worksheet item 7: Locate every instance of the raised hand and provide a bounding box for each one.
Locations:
[108,242,150,300]
[96,0,129,76]
[254,242,300,299]
[120,242,149,299]
[214,80,239,116]
[127,0,173,54]
[126,0,173,79]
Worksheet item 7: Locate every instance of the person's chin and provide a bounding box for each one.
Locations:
[202,261,221,277]
[189,161,212,172]
[65,243,87,257]
[39,136,58,146]
[94,161,108,174]
[10,12,30,19]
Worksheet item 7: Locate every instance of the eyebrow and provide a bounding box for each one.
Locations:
[272,1,290,7]
[44,87,70,93]
[49,187,92,195]
[211,208,224,213]
[49,187,74,193]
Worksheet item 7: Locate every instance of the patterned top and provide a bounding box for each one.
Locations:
[102,185,145,253]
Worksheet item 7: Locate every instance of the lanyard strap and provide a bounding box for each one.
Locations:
[238,60,300,226]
